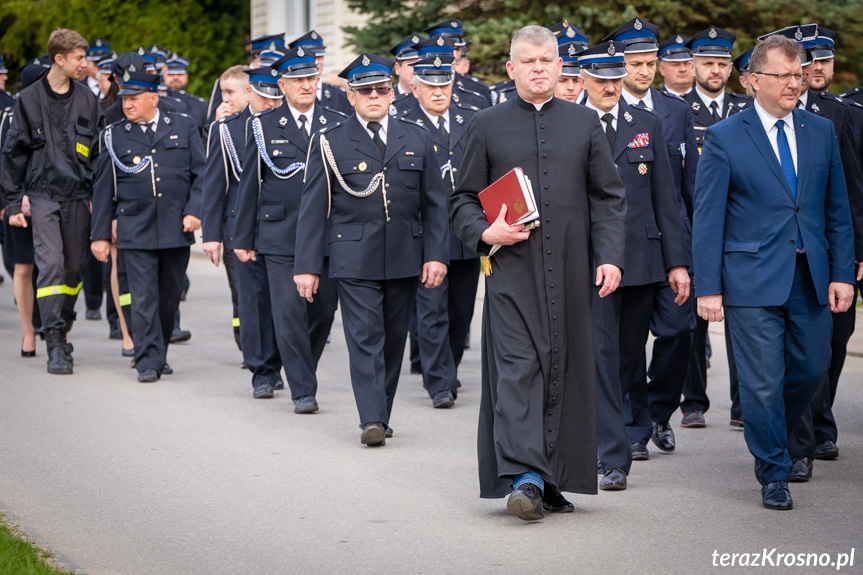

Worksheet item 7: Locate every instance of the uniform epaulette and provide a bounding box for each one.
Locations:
[455,85,484,99]
[320,105,349,118]
[189,93,207,104]
[839,87,860,98]
[455,102,478,111]
[488,80,510,91]
[255,106,281,119]
[628,104,657,118]
[109,117,127,128]
[220,110,243,124]
[318,121,344,135]
[657,89,685,102]
[398,116,427,130]
[818,91,846,104]
[167,111,191,118]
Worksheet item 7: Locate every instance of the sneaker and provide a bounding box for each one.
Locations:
[681,410,706,428]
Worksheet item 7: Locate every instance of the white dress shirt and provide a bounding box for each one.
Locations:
[585,99,619,133]
[696,87,725,117]
[421,107,449,134]
[288,103,315,137]
[357,115,389,145]
[622,89,654,110]
[753,99,797,174]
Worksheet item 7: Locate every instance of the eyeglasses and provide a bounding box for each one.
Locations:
[754,71,804,85]
[352,86,392,97]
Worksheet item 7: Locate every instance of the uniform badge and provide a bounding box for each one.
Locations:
[416,118,424,126]
[812,103,820,114]
[319,115,327,125]
[311,31,319,40]
[279,116,288,127]
[568,44,576,56]
[638,163,648,175]
[297,47,305,58]
[627,133,650,148]
[490,91,498,105]
[123,71,130,82]
[271,68,279,77]
[634,19,643,31]
[623,110,633,124]
[708,27,717,39]
[691,101,701,112]
[836,97,844,103]
[566,27,576,38]
[273,149,280,156]
[608,42,616,56]
[170,134,178,139]
[450,20,458,28]
[133,156,141,165]
[455,114,464,125]
[124,123,132,132]
[452,93,460,102]
[795,27,803,41]
[676,35,684,44]
[362,55,370,66]
[359,161,367,171]
[434,56,442,68]
[738,102,746,107]
[324,89,331,99]
[412,35,420,44]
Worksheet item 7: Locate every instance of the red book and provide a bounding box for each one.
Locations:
[478,167,538,226]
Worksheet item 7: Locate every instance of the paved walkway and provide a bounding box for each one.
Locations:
[0,252,861,574]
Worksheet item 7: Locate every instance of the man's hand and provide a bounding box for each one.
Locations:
[183,215,201,232]
[202,241,222,266]
[697,294,723,322]
[595,264,622,297]
[215,102,234,121]
[479,204,531,246]
[828,281,855,313]
[21,195,31,217]
[8,213,27,228]
[233,249,256,263]
[422,261,447,288]
[856,262,863,282]
[91,240,111,263]
[668,266,691,305]
[112,219,118,244]
[294,273,320,303]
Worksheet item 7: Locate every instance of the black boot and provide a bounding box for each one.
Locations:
[45,329,73,375]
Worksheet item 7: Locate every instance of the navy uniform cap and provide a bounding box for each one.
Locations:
[339,53,394,88]
[409,53,454,86]
[412,35,456,58]
[136,47,158,72]
[758,25,815,66]
[165,53,189,74]
[244,66,283,99]
[579,41,627,79]
[602,17,659,53]
[247,33,286,55]
[256,44,286,67]
[112,52,146,80]
[658,35,691,61]
[271,46,318,79]
[118,70,159,96]
[21,59,50,88]
[687,27,736,58]
[810,24,836,61]
[559,42,584,77]
[98,52,119,75]
[390,33,426,61]
[87,39,111,61]
[424,18,466,47]
[549,21,589,48]
[0,51,7,74]
[289,30,326,57]
[732,48,753,73]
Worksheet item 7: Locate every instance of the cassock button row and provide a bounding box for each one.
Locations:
[545,202,549,206]
[541,140,546,144]
[546,234,550,239]
[550,283,554,288]
[547,250,552,255]
[542,153,547,158]
[543,170,547,174]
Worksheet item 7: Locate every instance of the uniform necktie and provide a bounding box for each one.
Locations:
[602,113,616,151]
[368,121,386,157]
[636,100,648,109]
[797,99,805,109]
[709,100,719,120]
[144,121,155,143]
[437,115,449,144]
[775,119,803,248]
[298,114,310,147]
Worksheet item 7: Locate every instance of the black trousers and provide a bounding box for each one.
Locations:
[338,277,418,427]
[307,258,339,369]
[29,197,90,332]
[116,248,134,341]
[123,246,189,374]
[681,312,710,414]
[232,253,282,387]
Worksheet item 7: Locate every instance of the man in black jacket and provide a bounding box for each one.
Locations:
[1,29,103,374]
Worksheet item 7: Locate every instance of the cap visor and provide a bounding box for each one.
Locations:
[414,73,453,86]
[349,75,392,87]
[623,42,659,54]
[693,51,732,58]
[660,53,692,62]
[280,68,318,79]
[119,87,148,96]
[251,83,284,99]
[582,68,627,79]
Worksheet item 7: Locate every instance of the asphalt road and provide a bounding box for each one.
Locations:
[1,252,861,575]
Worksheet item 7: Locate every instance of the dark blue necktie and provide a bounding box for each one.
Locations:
[775,119,803,248]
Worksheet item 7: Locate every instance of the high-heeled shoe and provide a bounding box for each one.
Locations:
[21,339,36,357]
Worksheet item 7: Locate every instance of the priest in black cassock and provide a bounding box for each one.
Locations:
[450,25,627,521]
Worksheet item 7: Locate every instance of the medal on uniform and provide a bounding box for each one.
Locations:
[133,156,141,165]
[358,161,367,172]
[638,163,648,175]
[279,117,288,127]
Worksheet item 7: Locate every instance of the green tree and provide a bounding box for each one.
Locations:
[0,0,250,97]
[344,0,863,93]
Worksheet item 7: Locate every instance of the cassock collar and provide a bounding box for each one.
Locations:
[515,95,556,112]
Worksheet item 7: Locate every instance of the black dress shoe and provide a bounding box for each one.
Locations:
[599,468,627,491]
[761,481,793,510]
[432,390,455,408]
[789,457,812,482]
[651,422,675,452]
[109,323,122,340]
[361,423,386,446]
[170,328,192,343]
[122,347,135,357]
[814,440,838,460]
[252,382,274,399]
[137,369,160,383]
[630,442,649,461]
[542,484,574,513]
[162,363,173,375]
[506,483,544,521]
[385,425,393,438]
[85,308,102,320]
[294,395,319,414]
[272,380,285,390]
[729,418,744,428]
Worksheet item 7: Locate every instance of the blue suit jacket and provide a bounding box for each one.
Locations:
[693,105,855,307]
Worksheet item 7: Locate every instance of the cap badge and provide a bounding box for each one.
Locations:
[638,162,648,175]
[279,117,288,127]
[676,35,684,44]
[566,27,576,38]
[96,40,103,47]
[795,28,803,41]
[123,71,130,82]
[267,42,278,52]
[434,56,442,68]
[359,161,367,171]
[691,101,701,112]
[634,19,643,31]
[412,35,420,44]
[270,68,279,77]
[311,32,318,40]
[608,42,616,56]
[708,27,717,39]
[623,110,633,123]
[455,114,464,125]
[297,47,305,57]
[133,156,141,165]
[362,55,370,66]
[437,36,445,47]
[451,20,458,28]
[319,115,327,125]
[568,44,576,56]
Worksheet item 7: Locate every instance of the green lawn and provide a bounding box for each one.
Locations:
[0,515,75,575]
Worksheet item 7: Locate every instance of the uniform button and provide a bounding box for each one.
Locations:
[337,234,342,238]
[540,125,545,129]
[387,217,391,222]
[545,201,549,206]
[449,151,454,156]
[156,177,161,182]
[151,149,157,154]
[544,185,548,189]
[547,250,551,255]
[546,234,550,239]
[386,183,390,188]
[265,214,269,218]
[387,200,391,204]
[790,239,796,245]
[545,218,550,223]
[453,168,457,172]
[542,153,547,158]
[154,163,159,167]
[548,267,552,271]
[541,140,546,144]
[383,167,388,172]
[550,283,554,288]
[157,193,162,198]
[543,170,547,174]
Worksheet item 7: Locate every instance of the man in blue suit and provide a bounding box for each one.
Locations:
[693,35,856,510]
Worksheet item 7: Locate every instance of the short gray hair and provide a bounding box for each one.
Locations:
[749,35,802,75]
[510,26,557,62]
